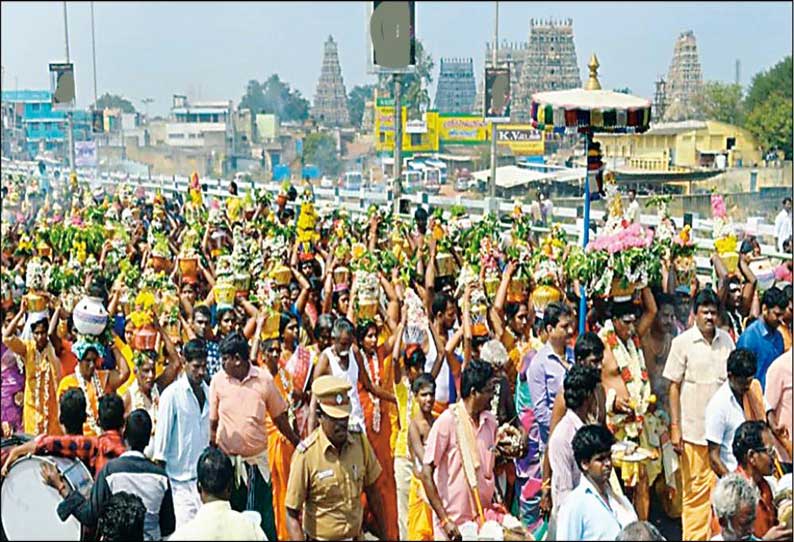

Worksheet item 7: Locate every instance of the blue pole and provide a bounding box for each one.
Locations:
[579,131,591,334]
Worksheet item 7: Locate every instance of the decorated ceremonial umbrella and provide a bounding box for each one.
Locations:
[530,54,652,332]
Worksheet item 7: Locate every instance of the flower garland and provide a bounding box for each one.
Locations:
[31,348,53,434]
[490,379,501,417]
[130,379,160,436]
[362,349,381,432]
[598,319,655,439]
[75,369,104,435]
[276,366,297,431]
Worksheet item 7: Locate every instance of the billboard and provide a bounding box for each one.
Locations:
[367,1,416,74]
[438,115,490,144]
[373,104,440,153]
[74,141,97,167]
[49,63,75,111]
[484,67,510,121]
[496,124,544,156]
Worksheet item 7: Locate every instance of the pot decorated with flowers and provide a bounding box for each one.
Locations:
[214,280,237,309]
[711,194,739,273]
[150,233,171,273]
[566,175,658,300]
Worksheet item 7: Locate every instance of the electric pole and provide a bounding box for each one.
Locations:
[91,1,99,180]
[488,1,499,200]
[392,74,402,215]
[63,1,75,170]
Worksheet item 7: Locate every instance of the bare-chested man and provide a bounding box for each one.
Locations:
[598,288,658,520]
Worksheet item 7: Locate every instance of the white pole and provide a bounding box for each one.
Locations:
[488,1,498,200]
[91,1,99,181]
[63,1,75,170]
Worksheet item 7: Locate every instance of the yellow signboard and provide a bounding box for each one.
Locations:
[374,105,440,153]
[496,124,544,156]
[438,115,490,143]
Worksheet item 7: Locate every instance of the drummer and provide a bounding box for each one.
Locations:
[44,409,176,541]
[2,391,127,477]
[2,388,90,476]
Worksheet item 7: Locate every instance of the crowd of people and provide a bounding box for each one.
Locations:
[0,168,792,541]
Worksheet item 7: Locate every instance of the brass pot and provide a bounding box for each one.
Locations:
[269,265,292,287]
[531,285,562,313]
[485,275,500,298]
[26,292,48,312]
[214,282,237,308]
[357,298,378,320]
[333,266,350,285]
[610,278,638,299]
[507,277,528,302]
[435,252,456,277]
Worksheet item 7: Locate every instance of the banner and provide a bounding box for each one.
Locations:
[496,124,544,156]
[485,67,511,121]
[74,141,97,167]
[438,115,489,144]
[49,62,75,111]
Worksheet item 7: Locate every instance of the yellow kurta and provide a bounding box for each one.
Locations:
[114,335,137,396]
[21,339,60,436]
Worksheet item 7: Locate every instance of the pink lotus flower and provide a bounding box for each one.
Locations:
[711,194,727,219]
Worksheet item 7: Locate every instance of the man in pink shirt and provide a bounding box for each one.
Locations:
[764,350,792,464]
[420,360,499,541]
[209,332,301,540]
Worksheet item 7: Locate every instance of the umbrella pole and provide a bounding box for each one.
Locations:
[579,130,592,334]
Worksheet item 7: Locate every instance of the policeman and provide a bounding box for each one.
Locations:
[285,375,386,541]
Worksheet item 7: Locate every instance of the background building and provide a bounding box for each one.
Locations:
[434,58,477,114]
[165,94,233,151]
[514,18,581,121]
[1,89,91,159]
[595,119,761,170]
[311,35,350,127]
[661,30,704,121]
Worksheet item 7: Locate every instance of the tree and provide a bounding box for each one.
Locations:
[347,84,375,128]
[303,132,341,176]
[693,81,745,125]
[95,93,136,113]
[377,40,434,119]
[744,56,792,113]
[742,56,793,158]
[745,92,793,159]
[238,74,309,122]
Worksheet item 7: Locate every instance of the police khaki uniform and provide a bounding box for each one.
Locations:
[285,375,382,541]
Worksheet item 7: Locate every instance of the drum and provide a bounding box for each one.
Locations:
[1,455,93,541]
[1,434,31,542]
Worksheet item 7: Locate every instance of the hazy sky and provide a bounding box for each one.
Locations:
[2,1,791,116]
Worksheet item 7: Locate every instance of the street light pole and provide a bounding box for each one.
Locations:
[392,73,402,215]
[90,1,99,181]
[62,1,75,171]
[488,0,499,200]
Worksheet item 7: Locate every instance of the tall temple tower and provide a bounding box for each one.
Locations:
[311,35,350,127]
[514,18,581,121]
[662,30,704,122]
[433,58,477,114]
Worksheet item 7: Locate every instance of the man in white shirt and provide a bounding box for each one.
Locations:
[774,197,792,253]
[169,447,266,541]
[153,339,211,528]
[705,348,772,477]
[556,424,638,540]
[625,188,641,225]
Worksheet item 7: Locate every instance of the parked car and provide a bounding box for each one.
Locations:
[320,176,334,189]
